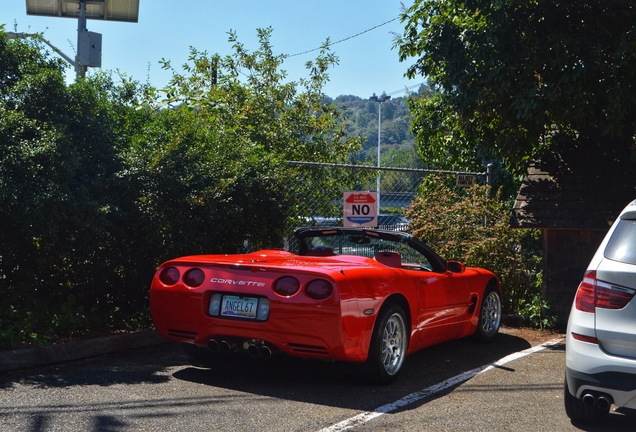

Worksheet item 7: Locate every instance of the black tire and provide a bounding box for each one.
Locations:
[473,285,502,342]
[181,342,216,364]
[364,303,409,384]
[564,375,609,423]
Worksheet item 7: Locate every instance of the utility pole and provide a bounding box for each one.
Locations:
[369,92,391,211]
[76,0,88,78]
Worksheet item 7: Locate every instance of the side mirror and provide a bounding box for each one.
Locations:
[447,260,465,274]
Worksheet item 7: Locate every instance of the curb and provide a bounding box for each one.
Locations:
[0,330,168,373]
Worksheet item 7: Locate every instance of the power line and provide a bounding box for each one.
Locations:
[371,83,426,98]
[288,17,400,58]
[386,83,426,96]
[240,16,425,98]
[283,16,426,97]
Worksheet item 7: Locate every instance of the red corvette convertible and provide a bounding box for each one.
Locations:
[150,227,502,383]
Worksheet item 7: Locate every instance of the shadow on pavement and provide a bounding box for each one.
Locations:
[171,332,535,411]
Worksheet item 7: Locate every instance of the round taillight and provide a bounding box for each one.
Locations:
[183,268,205,287]
[274,276,300,297]
[306,279,333,300]
[159,267,180,285]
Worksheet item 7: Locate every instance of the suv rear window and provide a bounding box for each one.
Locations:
[605,219,636,265]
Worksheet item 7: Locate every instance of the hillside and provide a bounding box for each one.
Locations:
[325,86,433,169]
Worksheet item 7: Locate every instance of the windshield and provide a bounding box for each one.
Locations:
[300,230,438,271]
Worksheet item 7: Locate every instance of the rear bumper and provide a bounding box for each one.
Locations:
[158,317,342,359]
[566,366,636,394]
[150,286,369,362]
[566,331,636,408]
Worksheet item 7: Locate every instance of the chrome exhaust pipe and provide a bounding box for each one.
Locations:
[207,339,219,353]
[248,343,261,358]
[582,393,596,407]
[259,345,273,359]
[219,340,236,354]
[596,396,612,410]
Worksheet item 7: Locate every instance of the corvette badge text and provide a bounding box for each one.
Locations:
[210,278,265,287]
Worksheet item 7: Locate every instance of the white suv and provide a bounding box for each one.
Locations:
[565,199,636,422]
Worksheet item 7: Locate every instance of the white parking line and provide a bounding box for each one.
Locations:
[318,338,563,432]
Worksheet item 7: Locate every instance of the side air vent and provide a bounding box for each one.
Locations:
[167,328,198,340]
[286,342,329,355]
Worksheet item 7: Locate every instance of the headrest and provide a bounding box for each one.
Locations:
[374,251,402,268]
[307,246,334,256]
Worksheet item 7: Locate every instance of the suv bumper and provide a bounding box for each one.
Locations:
[566,332,636,408]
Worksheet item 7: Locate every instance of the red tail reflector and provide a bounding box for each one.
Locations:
[596,282,635,309]
[306,279,333,300]
[183,268,205,287]
[274,276,300,297]
[159,267,180,286]
[571,332,598,344]
[575,270,635,312]
[575,271,597,312]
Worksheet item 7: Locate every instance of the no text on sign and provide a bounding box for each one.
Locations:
[343,191,378,227]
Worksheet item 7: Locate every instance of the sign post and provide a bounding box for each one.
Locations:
[343,192,378,227]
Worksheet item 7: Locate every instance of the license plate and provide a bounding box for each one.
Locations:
[220,295,259,319]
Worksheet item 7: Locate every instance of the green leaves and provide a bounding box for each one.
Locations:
[0,25,364,349]
[397,0,636,181]
[139,27,364,255]
[156,28,360,164]
[125,107,287,256]
[0,28,152,349]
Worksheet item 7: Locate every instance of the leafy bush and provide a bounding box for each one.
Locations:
[406,176,542,314]
[0,27,361,350]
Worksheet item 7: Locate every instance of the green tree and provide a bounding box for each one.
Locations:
[396,1,636,198]
[146,28,364,251]
[124,107,289,256]
[0,26,364,349]
[0,28,153,348]
[157,28,361,163]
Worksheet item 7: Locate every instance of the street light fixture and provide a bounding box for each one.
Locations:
[369,92,391,210]
[7,32,78,68]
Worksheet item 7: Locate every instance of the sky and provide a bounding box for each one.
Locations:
[3,1,424,99]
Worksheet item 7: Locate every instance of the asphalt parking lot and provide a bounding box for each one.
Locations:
[1,327,635,431]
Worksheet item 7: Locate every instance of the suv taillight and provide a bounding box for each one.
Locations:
[575,270,636,312]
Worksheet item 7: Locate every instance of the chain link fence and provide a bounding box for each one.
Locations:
[282,161,489,252]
